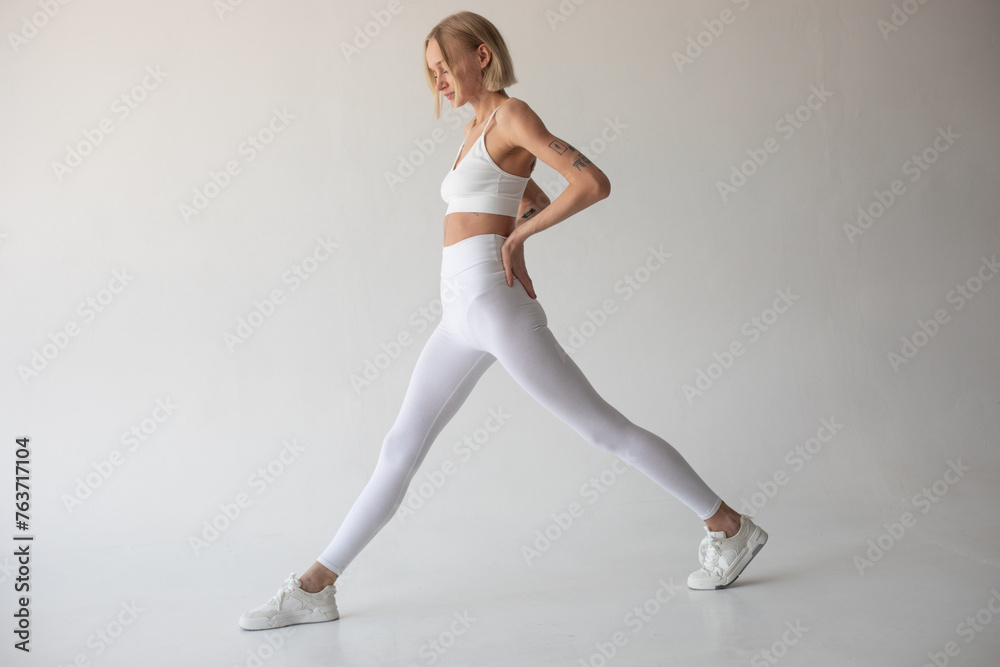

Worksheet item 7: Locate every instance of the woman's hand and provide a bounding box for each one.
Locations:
[501,235,536,299]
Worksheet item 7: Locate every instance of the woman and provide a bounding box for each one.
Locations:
[239,11,767,631]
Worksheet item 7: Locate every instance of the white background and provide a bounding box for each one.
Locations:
[1,1,998,665]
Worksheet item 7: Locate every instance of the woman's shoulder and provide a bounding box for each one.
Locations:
[495,97,542,160]
[496,96,542,131]
[500,96,534,116]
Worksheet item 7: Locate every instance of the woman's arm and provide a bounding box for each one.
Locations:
[515,178,551,229]
[500,98,611,244]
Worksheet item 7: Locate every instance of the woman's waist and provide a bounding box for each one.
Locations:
[440,232,508,277]
[443,213,514,242]
[439,264,509,305]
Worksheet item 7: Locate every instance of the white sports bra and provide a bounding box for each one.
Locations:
[440,102,535,218]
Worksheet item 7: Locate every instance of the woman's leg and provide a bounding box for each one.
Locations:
[466,280,723,521]
[313,322,495,579]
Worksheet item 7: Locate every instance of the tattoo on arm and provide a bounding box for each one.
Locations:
[566,144,595,172]
[548,140,600,173]
[548,139,570,155]
[521,207,537,220]
[571,153,593,172]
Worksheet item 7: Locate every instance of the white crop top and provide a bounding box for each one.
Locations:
[440,102,534,217]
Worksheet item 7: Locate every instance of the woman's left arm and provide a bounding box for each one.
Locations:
[498,98,611,296]
[502,98,612,245]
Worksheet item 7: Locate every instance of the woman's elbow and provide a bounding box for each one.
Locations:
[592,172,611,200]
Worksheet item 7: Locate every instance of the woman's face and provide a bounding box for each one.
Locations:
[426,38,476,107]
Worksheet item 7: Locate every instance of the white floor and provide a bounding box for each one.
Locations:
[14,498,1000,667]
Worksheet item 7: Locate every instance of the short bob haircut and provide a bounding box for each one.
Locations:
[424,11,517,119]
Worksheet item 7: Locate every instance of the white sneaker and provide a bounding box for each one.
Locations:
[687,514,767,590]
[239,572,339,630]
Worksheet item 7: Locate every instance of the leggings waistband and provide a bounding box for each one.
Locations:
[440,234,506,277]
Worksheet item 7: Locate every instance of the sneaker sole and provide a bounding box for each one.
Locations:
[239,607,340,631]
[688,525,768,591]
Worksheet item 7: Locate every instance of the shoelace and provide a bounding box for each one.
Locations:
[267,572,301,605]
[698,535,725,576]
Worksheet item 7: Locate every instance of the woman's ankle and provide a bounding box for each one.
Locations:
[300,562,339,593]
[704,502,742,537]
[300,574,337,594]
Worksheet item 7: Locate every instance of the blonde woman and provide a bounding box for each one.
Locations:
[240,10,767,631]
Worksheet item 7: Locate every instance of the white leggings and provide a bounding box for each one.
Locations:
[317,234,722,575]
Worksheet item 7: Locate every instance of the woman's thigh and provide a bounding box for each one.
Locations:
[465,279,631,446]
[379,321,496,468]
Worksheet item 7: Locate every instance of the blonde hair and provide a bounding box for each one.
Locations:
[424,11,517,119]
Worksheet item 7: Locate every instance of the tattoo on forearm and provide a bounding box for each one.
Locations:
[521,207,536,220]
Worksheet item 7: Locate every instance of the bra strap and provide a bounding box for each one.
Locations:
[482,104,501,132]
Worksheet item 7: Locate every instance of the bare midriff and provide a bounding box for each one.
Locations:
[442,212,516,246]
[442,122,535,246]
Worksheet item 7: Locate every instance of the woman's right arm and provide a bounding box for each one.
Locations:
[516,178,550,228]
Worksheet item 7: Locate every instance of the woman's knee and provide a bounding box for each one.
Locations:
[578,410,636,457]
[376,427,427,476]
